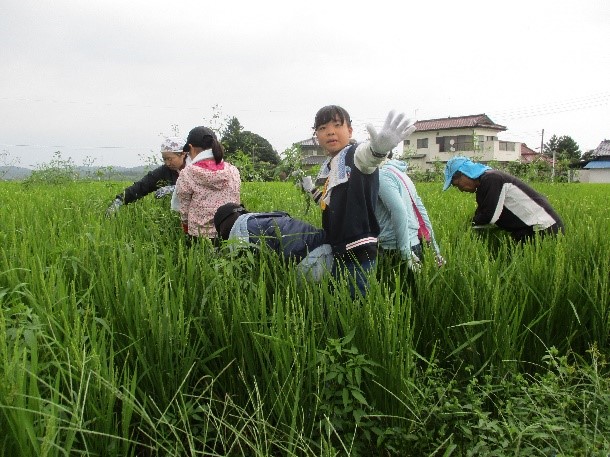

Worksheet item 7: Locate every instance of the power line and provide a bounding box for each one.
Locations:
[489,92,610,121]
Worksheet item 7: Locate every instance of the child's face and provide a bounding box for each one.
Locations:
[315,116,353,156]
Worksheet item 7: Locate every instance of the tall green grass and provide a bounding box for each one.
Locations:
[0,180,609,455]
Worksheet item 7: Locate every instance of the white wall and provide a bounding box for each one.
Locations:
[403,127,520,170]
[587,169,610,183]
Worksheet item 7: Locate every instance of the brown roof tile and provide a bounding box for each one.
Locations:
[520,143,552,164]
[414,114,506,132]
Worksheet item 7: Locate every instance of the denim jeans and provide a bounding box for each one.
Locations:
[332,257,376,299]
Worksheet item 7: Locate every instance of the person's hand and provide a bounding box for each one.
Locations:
[105,198,123,217]
[299,176,315,193]
[366,110,416,155]
[408,252,422,273]
[154,185,175,199]
[435,254,446,267]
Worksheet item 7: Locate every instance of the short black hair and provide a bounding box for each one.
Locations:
[313,105,351,130]
[214,203,248,238]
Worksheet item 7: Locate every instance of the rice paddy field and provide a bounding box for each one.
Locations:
[1,179,609,456]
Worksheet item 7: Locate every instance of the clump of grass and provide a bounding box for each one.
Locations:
[1,181,609,455]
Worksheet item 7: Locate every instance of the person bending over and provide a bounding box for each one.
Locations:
[106,136,187,216]
[443,156,564,242]
[214,202,332,281]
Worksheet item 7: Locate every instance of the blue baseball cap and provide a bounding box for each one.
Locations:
[443,156,491,191]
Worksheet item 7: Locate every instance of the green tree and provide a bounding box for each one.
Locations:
[221,117,245,156]
[581,149,596,161]
[241,131,280,165]
[222,117,279,164]
[221,116,280,181]
[543,134,581,163]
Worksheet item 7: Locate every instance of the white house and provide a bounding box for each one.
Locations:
[403,114,521,170]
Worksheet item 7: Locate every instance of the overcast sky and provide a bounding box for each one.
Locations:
[1,0,609,169]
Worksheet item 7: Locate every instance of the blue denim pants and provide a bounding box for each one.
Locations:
[332,257,376,299]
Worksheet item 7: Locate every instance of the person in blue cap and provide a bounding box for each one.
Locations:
[443,156,564,242]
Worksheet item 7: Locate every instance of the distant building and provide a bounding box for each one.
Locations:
[294,114,545,174]
[403,114,521,170]
[520,143,553,165]
[577,140,610,183]
[295,137,326,171]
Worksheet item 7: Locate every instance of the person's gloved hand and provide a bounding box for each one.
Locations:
[408,252,422,273]
[366,110,416,155]
[105,198,123,217]
[299,176,315,193]
[154,185,175,199]
[435,254,446,268]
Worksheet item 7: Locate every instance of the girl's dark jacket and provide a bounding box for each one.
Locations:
[116,165,178,204]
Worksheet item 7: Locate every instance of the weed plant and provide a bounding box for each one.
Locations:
[0,180,609,455]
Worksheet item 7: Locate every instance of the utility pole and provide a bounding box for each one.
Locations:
[540,129,544,155]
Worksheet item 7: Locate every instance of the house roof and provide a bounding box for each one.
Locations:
[520,143,553,164]
[593,140,610,157]
[414,114,506,133]
[296,137,318,147]
[520,143,539,163]
[584,160,610,169]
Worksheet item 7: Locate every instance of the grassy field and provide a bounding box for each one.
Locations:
[1,180,609,456]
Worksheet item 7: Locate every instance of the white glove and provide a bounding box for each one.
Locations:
[300,176,315,193]
[435,254,446,268]
[155,185,175,199]
[366,110,416,155]
[408,252,422,273]
[105,198,123,217]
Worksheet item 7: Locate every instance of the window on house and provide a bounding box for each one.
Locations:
[404,139,410,146]
[437,135,475,152]
[486,136,497,141]
[499,141,515,151]
[416,138,428,149]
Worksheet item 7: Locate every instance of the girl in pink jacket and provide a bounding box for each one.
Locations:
[175,126,241,239]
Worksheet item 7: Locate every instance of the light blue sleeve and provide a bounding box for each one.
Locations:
[378,170,417,260]
[407,180,441,255]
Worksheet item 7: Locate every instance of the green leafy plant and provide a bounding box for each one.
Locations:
[314,329,382,455]
[22,151,78,186]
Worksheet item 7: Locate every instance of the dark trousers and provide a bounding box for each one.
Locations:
[510,222,564,243]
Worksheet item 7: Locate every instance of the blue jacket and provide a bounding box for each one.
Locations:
[230,212,326,263]
[376,160,440,259]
